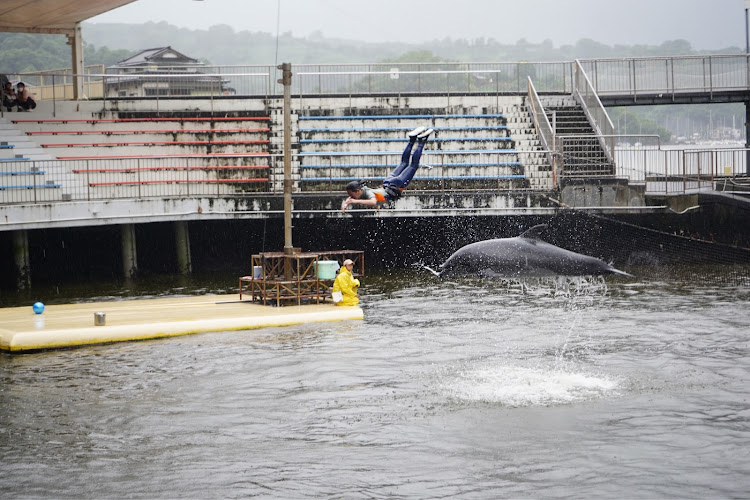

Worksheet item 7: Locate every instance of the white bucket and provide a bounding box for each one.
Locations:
[315,260,340,280]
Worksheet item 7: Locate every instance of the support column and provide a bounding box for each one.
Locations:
[121,224,138,279]
[278,62,299,280]
[746,100,750,176]
[67,23,84,100]
[13,230,30,290]
[278,62,294,256]
[175,221,192,274]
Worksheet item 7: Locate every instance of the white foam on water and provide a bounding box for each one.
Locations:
[446,363,618,407]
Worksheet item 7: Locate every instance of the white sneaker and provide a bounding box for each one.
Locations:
[417,128,434,140]
[407,126,426,139]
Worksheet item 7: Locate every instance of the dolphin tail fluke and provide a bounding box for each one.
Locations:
[422,265,442,278]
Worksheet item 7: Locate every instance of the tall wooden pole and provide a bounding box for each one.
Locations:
[278,62,294,256]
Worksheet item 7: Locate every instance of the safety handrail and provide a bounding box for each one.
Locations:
[5,54,750,101]
[526,77,557,187]
[573,60,615,164]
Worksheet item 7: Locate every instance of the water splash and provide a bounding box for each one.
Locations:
[446,363,618,407]
[515,276,608,297]
[410,268,610,299]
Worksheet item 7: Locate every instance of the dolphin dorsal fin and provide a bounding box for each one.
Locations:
[519,224,548,240]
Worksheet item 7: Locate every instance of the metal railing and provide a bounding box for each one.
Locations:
[0,149,528,206]
[526,76,557,186]
[103,67,273,98]
[574,60,615,163]
[1,145,747,204]
[0,156,276,205]
[99,56,750,97]
[299,150,527,193]
[292,61,573,95]
[612,140,748,195]
[557,135,616,178]
[578,54,750,97]
[612,135,663,183]
[3,55,748,107]
[660,147,749,195]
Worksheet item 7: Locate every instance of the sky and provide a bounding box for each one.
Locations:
[88,0,747,50]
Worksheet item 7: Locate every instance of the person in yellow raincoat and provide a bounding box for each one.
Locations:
[332,259,360,306]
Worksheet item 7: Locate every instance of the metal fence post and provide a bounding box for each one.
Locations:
[137,158,141,199]
[32,163,37,204]
[496,72,499,110]
[670,58,675,99]
[681,149,687,195]
[441,153,445,193]
[594,60,599,92]
[52,74,56,118]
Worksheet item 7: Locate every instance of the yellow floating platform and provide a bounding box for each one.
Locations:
[0,295,364,353]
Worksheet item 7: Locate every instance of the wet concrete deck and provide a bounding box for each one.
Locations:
[0,295,364,353]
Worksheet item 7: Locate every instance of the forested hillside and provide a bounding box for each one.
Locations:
[1,21,741,72]
[0,33,131,73]
[81,21,743,66]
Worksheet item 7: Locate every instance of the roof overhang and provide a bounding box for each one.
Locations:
[0,0,138,36]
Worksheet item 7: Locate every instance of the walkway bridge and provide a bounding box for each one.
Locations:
[1,54,749,285]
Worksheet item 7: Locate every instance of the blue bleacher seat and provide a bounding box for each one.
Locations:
[299,137,513,144]
[298,125,509,133]
[300,175,525,182]
[0,170,45,176]
[299,149,518,156]
[300,162,522,169]
[0,184,61,190]
[298,113,505,120]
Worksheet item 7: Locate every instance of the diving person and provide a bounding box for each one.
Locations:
[341,126,434,213]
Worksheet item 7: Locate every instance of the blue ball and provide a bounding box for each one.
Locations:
[32,302,45,314]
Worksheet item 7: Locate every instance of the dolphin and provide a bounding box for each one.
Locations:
[425,224,631,278]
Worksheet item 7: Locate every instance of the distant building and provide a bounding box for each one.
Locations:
[105,46,233,98]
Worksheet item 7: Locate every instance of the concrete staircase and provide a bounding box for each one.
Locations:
[504,99,552,190]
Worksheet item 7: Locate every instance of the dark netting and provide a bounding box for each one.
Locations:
[544,210,750,286]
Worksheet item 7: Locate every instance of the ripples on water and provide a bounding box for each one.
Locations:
[1,269,750,498]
